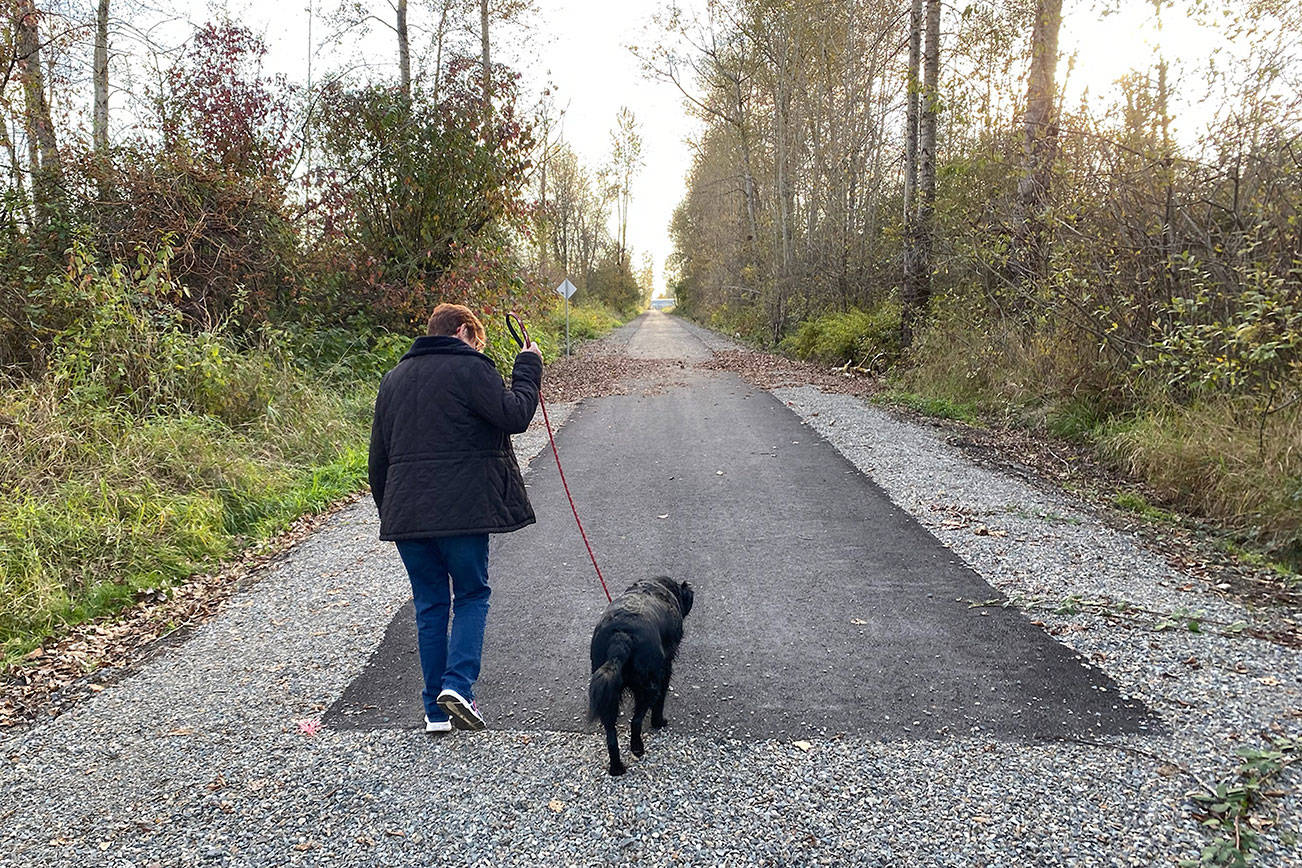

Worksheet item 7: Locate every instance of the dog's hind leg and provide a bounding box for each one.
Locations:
[602,714,626,776]
[629,685,655,758]
[651,662,672,729]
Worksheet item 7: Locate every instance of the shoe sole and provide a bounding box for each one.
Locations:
[437,692,486,732]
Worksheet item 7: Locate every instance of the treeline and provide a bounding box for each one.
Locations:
[0,0,640,655]
[661,0,1301,559]
[1,2,650,372]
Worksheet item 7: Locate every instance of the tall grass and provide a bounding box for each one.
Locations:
[893,288,1301,565]
[0,250,399,660]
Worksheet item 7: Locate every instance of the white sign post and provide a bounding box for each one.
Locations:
[555,278,578,356]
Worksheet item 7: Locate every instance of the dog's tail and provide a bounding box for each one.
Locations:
[588,631,632,722]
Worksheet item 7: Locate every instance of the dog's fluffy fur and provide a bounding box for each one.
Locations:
[588,576,694,776]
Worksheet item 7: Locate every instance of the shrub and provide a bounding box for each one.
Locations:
[781,302,902,368]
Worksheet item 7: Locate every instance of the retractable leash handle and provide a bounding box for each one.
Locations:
[505,311,612,603]
[506,312,530,349]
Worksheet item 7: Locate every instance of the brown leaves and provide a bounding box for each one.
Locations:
[542,353,684,403]
[703,349,880,397]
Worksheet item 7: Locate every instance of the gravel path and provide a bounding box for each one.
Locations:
[2,316,1298,867]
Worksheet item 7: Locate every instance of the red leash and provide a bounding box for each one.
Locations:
[508,313,612,603]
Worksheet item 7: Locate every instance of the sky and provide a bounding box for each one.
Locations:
[120,1,1231,296]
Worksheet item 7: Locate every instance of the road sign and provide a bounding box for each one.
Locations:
[555,278,578,299]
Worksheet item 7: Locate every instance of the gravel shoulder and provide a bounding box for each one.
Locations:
[2,314,1299,867]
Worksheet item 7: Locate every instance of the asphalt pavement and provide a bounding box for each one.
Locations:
[327,312,1152,741]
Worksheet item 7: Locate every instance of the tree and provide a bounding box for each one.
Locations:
[397,0,410,97]
[13,0,63,231]
[901,0,922,343]
[479,0,490,126]
[1008,0,1063,293]
[608,106,642,268]
[902,0,939,347]
[93,0,110,154]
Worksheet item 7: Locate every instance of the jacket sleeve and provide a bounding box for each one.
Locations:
[367,381,389,511]
[465,352,542,434]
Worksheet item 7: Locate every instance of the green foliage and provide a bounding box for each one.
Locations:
[1104,400,1302,559]
[312,75,539,329]
[874,390,979,423]
[781,303,902,368]
[1112,491,1178,524]
[0,248,382,660]
[543,303,624,346]
[583,256,644,318]
[1185,738,1298,867]
[1143,252,1302,410]
[1044,395,1109,441]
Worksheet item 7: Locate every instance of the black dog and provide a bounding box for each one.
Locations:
[588,576,694,776]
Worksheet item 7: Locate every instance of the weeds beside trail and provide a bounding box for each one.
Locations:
[0,249,393,662]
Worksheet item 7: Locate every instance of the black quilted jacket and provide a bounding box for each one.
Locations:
[368,335,542,540]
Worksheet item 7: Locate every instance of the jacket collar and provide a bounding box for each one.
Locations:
[401,335,490,362]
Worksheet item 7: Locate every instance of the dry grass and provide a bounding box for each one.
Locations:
[894,298,1301,565]
[1104,400,1302,554]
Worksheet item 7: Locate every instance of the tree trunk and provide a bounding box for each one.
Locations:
[15,0,62,230]
[903,0,920,227]
[431,0,452,104]
[93,0,110,153]
[901,0,930,347]
[1,120,31,226]
[397,0,410,98]
[480,0,491,129]
[1009,0,1062,293]
[772,32,795,345]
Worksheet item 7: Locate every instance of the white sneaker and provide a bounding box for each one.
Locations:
[424,715,453,734]
[436,688,486,731]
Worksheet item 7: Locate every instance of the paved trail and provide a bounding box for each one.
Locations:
[330,313,1149,741]
[2,312,1297,867]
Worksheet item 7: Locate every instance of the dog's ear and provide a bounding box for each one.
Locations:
[678,580,694,617]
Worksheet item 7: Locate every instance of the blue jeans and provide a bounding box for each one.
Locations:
[395,535,491,721]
